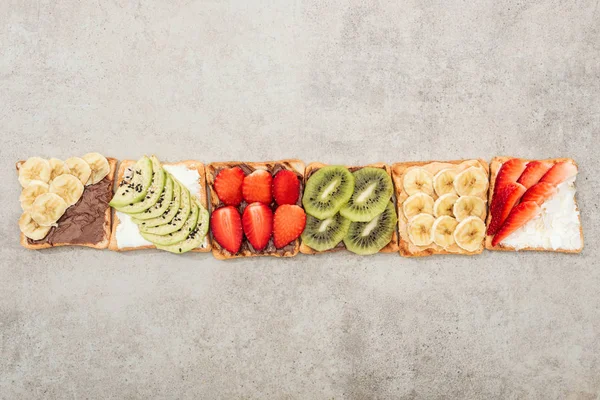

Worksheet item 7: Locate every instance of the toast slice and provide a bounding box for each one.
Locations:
[392,159,489,257]
[299,162,399,255]
[109,160,211,252]
[485,156,583,253]
[207,160,305,260]
[17,157,118,250]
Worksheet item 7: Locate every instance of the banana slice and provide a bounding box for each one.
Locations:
[82,152,110,185]
[453,196,486,222]
[19,180,49,212]
[433,193,458,217]
[403,168,434,196]
[48,158,71,181]
[407,213,435,246]
[30,193,68,226]
[19,213,52,240]
[433,168,458,196]
[65,157,92,185]
[431,216,459,248]
[403,193,434,219]
[18,157,51,187]
[454,216,486,252]
[50,174,84,206]
[453,167,489,197]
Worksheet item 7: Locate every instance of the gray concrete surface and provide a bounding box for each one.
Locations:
[1,1,599,399]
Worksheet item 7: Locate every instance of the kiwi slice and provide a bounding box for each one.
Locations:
[343,201,397,255]
[109,156,153,208]
[156,206,210,254]
[340,167,393,222]
[134,181,181,228]
[141,203,199,246]
[302,166,355,219]
[114,156,166,213]
[301,213,351,252]
[130,175,174,220]
[139,185,191,235]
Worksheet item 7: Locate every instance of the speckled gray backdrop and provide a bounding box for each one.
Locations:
[1,1,599,399]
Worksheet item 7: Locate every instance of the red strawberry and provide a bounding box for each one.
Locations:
[273,170,300,205]
[492,201,540,246]
[242,169,272,204]
[520,182,557,205]
[211,206,243,254]
[517,161,553,189]
[242,202,273,251]
[487,182,526,236]
[494,158,527,196]
[273,205,306,248]
[540,161,578,186]
[214,167,245,206]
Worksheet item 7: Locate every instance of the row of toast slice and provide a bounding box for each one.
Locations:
[17,157,583,258]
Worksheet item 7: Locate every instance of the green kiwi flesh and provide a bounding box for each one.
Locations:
[340,167,393,222]
[343,201,397,255]
[301,213,351,252]
[302,166,355,219]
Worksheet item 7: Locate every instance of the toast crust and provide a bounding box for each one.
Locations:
[109,160,212,252]
[392,159,489,257]
[207,160,305,260]
[485,156,584,253]
[17,157,118,250]
[299,162,399,255]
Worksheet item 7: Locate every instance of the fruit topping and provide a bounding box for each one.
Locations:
[453,196,486,222]
[211,206,243,254]
[433,193,458,217]
[18,157,51,187]
[494,158,527,196]
[343,201,397,255]
[517,161,553,189]
[403,192,434,219]
[403,168,434,196]
[433,168,458,196]
[49,174,84,206]
[82,152,111,185]
[453,167,488,197]
[301,213,351,252]
[302,166,355,219]
[454,216,486,252]
[242,202,273,251]
[214,166,245,206]
[407,213,435,246]
[65,157,92,185]
[273,204,306,248]
[492,201,541,246]
[432,216,459,248]
[539,161,578,186]
[339,167,393,222]
[487,182,526,236]
[273,170,300,206]
[520,182,557,205]
[242,169,273,204]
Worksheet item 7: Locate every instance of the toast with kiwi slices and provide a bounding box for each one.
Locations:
[207,160,305,260]
[16,156,117,250]
[108,158,211,253]
[300,162,399,255]
[392,159,489,257]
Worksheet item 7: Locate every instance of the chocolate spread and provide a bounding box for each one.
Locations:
[214,162,303,256]
[28,177,112,246]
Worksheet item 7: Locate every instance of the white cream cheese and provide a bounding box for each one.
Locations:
[501,176,582,250]
[115,164,203,249]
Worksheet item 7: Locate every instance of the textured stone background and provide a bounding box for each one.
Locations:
[1,1,599,399]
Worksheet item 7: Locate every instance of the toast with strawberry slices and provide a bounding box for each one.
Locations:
[485,157,583,253]
[207,160,305,260]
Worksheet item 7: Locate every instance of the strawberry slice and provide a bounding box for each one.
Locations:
[242,169,272,204]
[487,182,526,236]
[211,206,243,254]
[539,161,578,186]
[242,202,273,251]
[214,167,245,206]
[273,170,300,205]
[273,205,306,248]
[494,158,527,196]
[520,182,557,205]
[517,161,553,189]
[492,201,541,246]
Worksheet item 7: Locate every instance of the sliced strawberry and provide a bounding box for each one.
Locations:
[242,202,273,251]
[214,167,245,206]
[273,170,300,206]
[520,182,557,205]
[487,182,526,236]
[492,201,541,246]
[517,160,553,189]
[494,158,528,195]
[273,205,306,248]
[242,169,272,204]
[539,161,578,186]
[211,206,243,254]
